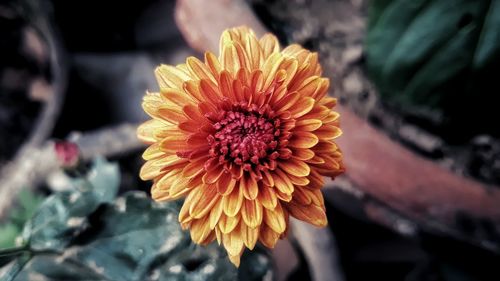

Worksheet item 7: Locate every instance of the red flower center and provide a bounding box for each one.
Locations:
[208,103,283,172]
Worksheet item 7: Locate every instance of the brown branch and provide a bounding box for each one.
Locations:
[0,124,145,218]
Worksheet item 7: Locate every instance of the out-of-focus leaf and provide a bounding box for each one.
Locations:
[21,157,120,251]
[366,0,500,138]
[0,189,45,249]
[12,192,272,281]
[0,224,19,249]
[2,156,272,281]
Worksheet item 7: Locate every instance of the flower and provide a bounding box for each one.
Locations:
[138,26,344,266]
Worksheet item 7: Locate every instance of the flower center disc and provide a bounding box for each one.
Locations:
[208,104,281,172]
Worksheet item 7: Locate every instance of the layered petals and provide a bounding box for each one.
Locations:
[138,26,344,267]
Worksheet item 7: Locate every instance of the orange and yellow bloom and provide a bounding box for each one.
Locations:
[138,26,344,266]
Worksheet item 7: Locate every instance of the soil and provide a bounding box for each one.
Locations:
[247,0,500,187]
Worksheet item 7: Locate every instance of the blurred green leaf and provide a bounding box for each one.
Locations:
[21,157,120,251]
[0,189,45,249]
[1,157,272,281]
[366,0,500,137]
[0,224,19,250]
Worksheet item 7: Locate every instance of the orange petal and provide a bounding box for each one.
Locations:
[295,119,322,131]
[142,143,164,160]
[221,41,242,75]
[315,126,342,140]
[181,156,208,178]
[287,174,310,186]
[223,183,243,217]
[217,171,237,195]
[313,141,338,153]
[259,224,280,249]
[222,230,244,257]
[272,169,294,194]
[186,56,216,82]
[218,213,240,234]
[205,51,221,77]
[203,163,225,184]
[157,107,187,124]
[262,53,284,90]
[280,158,310,177]
[209,199,224,229]
[189,185,220,219]
[292,187,312,205]
[137,119,167,143]
[289,97,315,118]
[159,135,187,154]
[258,186,278,209]
[240,222,259,250]
[140,156,187,180]
[244,32,262,69]
[190,217,212,244]
[228,253,242,267]
[155,64,191,90]
[242,174,259,200]
[264,203,286,234]
[261,170,274,187]
[199,79,222,105]
[286,202,327,227]
[291,148,315,161]
[260,33,280,58]
[289,131,319,149]
[241,199,263,229]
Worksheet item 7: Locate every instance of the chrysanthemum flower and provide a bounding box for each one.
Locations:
[138,26,344,266]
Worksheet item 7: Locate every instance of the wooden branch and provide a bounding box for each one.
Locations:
[0,124,145,218]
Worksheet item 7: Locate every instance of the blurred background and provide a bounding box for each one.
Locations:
[1,0,499,280]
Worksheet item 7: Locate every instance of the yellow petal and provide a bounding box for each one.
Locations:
[190,217,212,244]
[272,169,294,195]
[315,126,342,140]
[223,184,243,217]
[155,64,191,90]
[137,119,167,143]
[218,214,240,234]
[242,174,259,200]
[289,97,315,118]
[286,202,327,227]
[209,199,224,229]
[289,131,319,149]
[258,186,278,209]
[259,224,280,249]
[222,229,244,256]
[280,158,310,177]
[186,56,216,82]
[291,148,315,161]
[241,199,263,229]
[217,171,237,195]
[142,143,164,160]
[264,203,286,234]
[260,33,280,58]
[189,185,219,219]
[295,119,322,131]
[240,222,259,250]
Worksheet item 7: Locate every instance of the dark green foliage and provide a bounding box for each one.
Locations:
[366,0,500,140]
[0,158,272,281]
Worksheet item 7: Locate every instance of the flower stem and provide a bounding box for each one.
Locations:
[0,246,30,257]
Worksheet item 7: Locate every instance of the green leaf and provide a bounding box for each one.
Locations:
[0,224,19,249]
[11,192,272,281]
[365,0,500,137]
[2,157,272,280]
[21,157,120,251]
